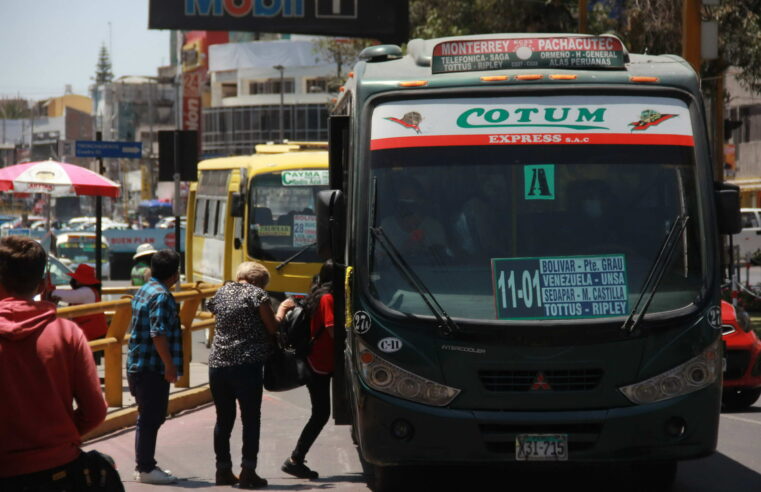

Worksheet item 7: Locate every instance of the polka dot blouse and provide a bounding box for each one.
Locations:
[207,282,272,368]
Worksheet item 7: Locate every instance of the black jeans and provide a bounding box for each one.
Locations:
[127,371,170,473]
[0,452,124,492]
[209,362,264,470]
[291,370,332,462]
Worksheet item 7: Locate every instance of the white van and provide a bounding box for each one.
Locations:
[735,208,761,262]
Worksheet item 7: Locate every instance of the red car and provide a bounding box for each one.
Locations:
[721,300,761,410]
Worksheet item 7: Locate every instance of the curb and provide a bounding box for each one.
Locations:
[83,385,212,441]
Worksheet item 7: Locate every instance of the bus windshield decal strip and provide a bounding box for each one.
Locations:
[370,133,695,150]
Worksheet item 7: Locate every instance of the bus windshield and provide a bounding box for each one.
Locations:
[367,95,706,322]
[248,169,329,262]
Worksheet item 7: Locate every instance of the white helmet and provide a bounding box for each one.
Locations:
[133,243,158,260]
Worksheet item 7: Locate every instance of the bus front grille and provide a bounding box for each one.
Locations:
[725,350,751,380]
[479,423,603,455]
[479,369,604,392]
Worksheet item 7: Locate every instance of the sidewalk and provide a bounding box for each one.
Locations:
[88,329,214,439]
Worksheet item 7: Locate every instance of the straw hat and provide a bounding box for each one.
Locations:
[67,264,100,286]
[133,243,158,260]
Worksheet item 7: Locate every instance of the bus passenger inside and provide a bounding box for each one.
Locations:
[565,179,621,253]
[379,179,448,262]
[453,174,510,259]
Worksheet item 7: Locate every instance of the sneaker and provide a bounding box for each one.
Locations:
[134,467,178,484]
[281,458,318,479]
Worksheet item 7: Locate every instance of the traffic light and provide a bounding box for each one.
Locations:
[724,119,742,141]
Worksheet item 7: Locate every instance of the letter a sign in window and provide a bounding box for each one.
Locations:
[524,164,555,200]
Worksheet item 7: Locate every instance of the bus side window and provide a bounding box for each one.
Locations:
[216,201,227,238]
[195,198,207,235]
[203,200,211,236]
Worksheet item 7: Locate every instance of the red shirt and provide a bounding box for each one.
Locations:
[0,298,107,477]
[307,293,334,375]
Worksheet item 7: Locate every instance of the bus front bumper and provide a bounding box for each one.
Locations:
[355,383,720,466]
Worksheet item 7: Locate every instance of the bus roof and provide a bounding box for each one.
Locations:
[338,33,700,104]
[197,145,328,174]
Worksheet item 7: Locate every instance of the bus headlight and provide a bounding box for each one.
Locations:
[356,339,460,406]
[619,339,722,405]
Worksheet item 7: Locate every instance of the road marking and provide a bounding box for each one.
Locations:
[722,414,761,426]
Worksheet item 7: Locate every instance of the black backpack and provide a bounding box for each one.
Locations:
[278,298,323,359]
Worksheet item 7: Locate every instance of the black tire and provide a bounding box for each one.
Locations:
[372,465,416,492]
[628,461,678,492]
[722,387,761,411]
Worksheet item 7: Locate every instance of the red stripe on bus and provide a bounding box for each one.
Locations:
[370,133,695,150]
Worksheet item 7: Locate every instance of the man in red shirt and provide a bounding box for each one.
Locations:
[0,236,108,490]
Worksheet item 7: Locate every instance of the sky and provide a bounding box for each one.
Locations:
[0,1,171,100]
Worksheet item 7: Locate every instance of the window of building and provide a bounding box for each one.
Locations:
[221,83,238,98]
[305,77,329,93]
[249,78,295,95]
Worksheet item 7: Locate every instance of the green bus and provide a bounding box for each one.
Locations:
[317,34,741,490]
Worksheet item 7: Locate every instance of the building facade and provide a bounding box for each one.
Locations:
[203,39,335,156]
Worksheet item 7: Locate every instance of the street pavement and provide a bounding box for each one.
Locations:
[84,280,761,492]
[83,386,369,491]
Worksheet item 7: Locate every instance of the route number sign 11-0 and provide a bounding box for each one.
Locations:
[491,255,629,320]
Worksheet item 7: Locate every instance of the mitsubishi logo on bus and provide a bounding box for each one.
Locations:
[530,372,552,391]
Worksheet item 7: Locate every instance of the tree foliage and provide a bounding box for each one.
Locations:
[94,43,114,85]
[312,38,374,91]
[408,0,761,93]
[0,98,31,119]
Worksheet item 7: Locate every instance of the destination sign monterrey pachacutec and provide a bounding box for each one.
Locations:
[149,0,409,44]
[432,36,626,74]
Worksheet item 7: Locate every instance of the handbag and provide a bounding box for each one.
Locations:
[263,346,312,392]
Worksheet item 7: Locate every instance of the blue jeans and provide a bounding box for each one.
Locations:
[209,362,264,470]
[127,371,170,473]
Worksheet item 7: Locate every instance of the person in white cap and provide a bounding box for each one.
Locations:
[131,243,158,287]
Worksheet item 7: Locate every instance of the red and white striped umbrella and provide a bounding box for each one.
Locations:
[0,159,120,198]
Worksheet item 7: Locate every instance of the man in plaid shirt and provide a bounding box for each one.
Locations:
[126,249,183,485]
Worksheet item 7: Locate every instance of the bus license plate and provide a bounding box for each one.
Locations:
[515,434,568,461]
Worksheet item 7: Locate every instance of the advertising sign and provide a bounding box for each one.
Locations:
[432,36,626,74]
[371,96,694,151]
[183,71,203,132]
[149,0,408,44]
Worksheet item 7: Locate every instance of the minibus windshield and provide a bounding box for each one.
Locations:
[367,96,706,322]
[248,170,329,262]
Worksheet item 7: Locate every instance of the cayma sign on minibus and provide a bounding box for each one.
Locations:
[149,0,409,45]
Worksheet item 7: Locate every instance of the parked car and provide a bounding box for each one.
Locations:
[721,299,761,410]
[47,254,74,286]
[735,208,761,262]
[156,216,186,229]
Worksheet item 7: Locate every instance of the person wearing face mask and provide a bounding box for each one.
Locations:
[380,179,447,259]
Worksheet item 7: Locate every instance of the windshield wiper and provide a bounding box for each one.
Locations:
[370,226,460,336]
[621,214,689,333]
[275,241,317,271]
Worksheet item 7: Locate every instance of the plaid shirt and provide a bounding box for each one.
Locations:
[126,278,184,376]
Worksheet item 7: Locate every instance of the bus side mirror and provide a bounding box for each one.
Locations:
[715,182,741,235]
[230,192,244,218]
[317,190,345,261]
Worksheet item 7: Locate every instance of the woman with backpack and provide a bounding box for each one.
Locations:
[207,261,294,489]
[281,260,335,480]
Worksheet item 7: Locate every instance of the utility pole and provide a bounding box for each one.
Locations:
[578,0,588,34]
[681,0,701,73]
[274,65,285,143]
